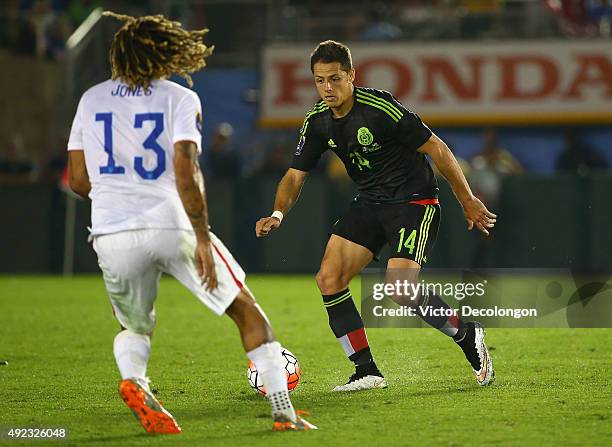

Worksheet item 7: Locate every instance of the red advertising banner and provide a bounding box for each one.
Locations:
[261,41,612,126]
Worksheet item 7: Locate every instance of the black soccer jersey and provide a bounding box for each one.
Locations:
[291,87,438,204]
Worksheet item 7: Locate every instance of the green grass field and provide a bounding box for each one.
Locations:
[1,275,610,446]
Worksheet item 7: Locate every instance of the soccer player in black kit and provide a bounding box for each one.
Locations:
[256,40,496,391]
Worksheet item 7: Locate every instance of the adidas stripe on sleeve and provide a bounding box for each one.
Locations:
[291,101,329,172]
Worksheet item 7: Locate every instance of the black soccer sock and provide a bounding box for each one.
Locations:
[416,292,466,340]
[322,289,373,366]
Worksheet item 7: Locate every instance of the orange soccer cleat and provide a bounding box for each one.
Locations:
[272,411,318,432]
[118,378,182,435]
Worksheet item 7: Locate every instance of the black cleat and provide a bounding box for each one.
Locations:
[456,322,495,386]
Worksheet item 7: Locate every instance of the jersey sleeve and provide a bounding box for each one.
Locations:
[67,96,84,151]
[173,92,203,153]
[388,94,432,151]
[290,115,327,172]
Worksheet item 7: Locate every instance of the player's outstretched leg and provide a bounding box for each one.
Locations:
[226,288,317,431]
[416,292,495,386]
[113,330,181,434]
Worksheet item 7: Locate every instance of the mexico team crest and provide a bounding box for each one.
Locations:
[357,127,374,146]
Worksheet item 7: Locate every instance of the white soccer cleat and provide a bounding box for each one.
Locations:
[457,321,495,386]
[332,361,388,392]
[332,375,388,392]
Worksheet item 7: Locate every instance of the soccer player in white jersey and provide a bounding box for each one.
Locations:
[66,11,316,434]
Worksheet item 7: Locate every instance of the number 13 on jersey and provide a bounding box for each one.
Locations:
[96,112,166,180]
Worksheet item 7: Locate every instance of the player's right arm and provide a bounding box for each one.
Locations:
[255,168,308,238]
[255,107,327,238]
[384,90,497,235]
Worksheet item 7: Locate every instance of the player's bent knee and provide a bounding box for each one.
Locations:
[226,289,264,325]
[116,311,155,335]
[316,268,348,294]
[122,321,154,336]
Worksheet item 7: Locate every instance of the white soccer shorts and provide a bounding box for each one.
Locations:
[93,229,245,334]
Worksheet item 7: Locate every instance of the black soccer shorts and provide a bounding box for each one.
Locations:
[331,198,441,265]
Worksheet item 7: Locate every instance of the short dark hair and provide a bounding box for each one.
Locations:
[310,40,353,73]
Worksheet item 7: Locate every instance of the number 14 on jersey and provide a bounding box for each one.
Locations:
[397,227,417,254]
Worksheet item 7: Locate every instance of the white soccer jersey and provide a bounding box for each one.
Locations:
[67,79,203,236]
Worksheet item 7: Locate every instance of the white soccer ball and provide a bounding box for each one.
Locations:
[247,347,301,396]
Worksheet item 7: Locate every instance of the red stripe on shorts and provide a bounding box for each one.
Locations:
[347,328,369,352]
[409,198,440,205]
[211,242,244,289]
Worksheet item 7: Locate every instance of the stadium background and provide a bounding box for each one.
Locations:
[0,0,610,275]
[1,2,611,446]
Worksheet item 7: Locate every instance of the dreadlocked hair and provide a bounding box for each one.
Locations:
[103,11,214,89]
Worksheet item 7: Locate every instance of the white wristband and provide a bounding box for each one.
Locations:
[271,210,284,223]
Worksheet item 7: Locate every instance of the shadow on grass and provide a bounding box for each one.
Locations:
[75,432,150,444]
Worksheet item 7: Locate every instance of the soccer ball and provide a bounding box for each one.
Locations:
[247,347,300,396]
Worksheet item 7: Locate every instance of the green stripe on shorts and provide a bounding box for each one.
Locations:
[415,205,435,265]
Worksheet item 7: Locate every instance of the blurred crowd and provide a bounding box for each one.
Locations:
[0,1,161,60]
[0,0,100,60]
[451,128,607,266]
[198,124,609,183]
[294,0,612,42]
[2,0,611,60]
[0,0,610,186]
[0,116,609,186]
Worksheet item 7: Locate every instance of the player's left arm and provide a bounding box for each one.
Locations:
[172,91,218,291]
[174,140,218,291]
[418,134,497,236]
[67,96,90,199]
[67,150,91,199]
